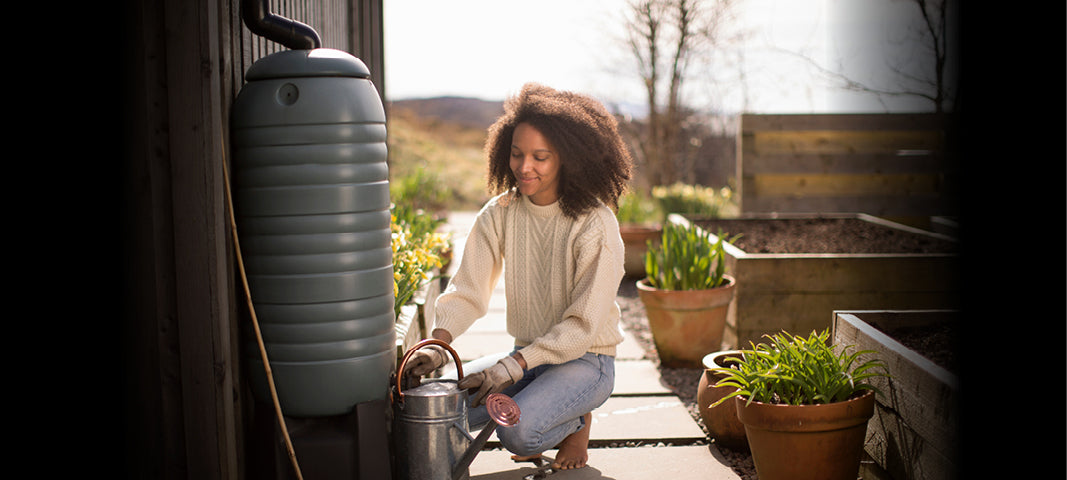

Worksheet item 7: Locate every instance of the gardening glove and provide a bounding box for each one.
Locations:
[403,344,451,383]
[458,355,525,407]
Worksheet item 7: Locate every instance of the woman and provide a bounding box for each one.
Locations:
[404,83,633,470]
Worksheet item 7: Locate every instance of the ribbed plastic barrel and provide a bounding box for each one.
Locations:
[231,48,395,417]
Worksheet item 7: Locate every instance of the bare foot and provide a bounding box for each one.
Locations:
[551,413,592,470]
[510,453,542,463]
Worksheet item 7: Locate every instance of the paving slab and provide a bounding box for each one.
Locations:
[587,396,706,443]
[483,395,705,447]
[611,360,672,396]
[469,445,742,479]
[613,330,646,361]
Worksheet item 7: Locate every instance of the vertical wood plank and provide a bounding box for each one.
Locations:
[123,0,178,476]
[163,0,237,478]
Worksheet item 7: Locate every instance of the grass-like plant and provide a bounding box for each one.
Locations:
[644,221,738,290]
[710,330,890,407]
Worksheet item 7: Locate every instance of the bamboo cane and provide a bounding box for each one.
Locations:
[220,138,304,480]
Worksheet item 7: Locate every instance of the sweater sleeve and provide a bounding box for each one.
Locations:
[432,202,505,339]
[517,209,625,368]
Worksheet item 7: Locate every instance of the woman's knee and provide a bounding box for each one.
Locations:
[496,422,541,456]
[495,418,580,456]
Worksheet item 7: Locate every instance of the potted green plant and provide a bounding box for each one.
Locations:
[710,330,890,480]
[636,220,738,367]
[696,350,748,451]
[617,189,663,278]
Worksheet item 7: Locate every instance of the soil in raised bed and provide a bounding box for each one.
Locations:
[693,217,958,254]
[871,322,958,374]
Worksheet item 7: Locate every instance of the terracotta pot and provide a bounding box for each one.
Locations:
[696,351,748,451]
[636,275,735,368]
[736,390,876,480]
[619,224,662,278]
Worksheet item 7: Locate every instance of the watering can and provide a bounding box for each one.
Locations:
[393,339,521,480]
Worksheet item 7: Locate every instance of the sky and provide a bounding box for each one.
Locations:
[383,0,946,114]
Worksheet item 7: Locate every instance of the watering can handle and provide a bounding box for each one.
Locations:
[396,338,465,402]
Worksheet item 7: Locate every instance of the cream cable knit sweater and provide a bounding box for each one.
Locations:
[433,192,626,369]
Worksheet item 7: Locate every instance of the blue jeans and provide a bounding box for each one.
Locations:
[458,350,615,456]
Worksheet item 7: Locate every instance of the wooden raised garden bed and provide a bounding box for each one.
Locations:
[681,213,960,347]
[832,310,958,480]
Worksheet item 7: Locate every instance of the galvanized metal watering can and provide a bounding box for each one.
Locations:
[392,339,521,480]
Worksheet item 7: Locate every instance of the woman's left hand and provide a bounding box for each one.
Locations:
[458,355,524,406]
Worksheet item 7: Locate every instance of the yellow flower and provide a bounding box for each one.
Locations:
[390,207,454,319]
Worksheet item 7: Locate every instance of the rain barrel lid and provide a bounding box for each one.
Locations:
[246,48,371,80]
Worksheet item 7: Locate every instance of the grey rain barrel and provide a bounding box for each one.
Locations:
[231,48,395,418]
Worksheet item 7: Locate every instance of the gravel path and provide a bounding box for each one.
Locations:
[616,278,758,479]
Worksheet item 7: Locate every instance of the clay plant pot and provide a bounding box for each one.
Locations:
[620,224,662,278]
[636,275,735,368]
[696,350,748,451]
[736,390,876,480]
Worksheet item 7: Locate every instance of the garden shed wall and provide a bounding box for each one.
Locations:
[121,1,384,478]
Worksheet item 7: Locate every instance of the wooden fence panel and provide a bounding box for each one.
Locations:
[738,114,958,229]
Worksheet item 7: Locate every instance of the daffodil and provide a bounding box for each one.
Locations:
[652,183,736,220]
[391,205,452,320]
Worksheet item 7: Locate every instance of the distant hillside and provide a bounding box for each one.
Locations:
[388,96,504,130]
[385,98,492,211]
[385,95,737,199]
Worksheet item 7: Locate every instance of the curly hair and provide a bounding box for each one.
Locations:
[485,83,633,219]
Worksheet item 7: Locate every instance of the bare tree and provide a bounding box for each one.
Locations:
[903,0,955,112]
[812,0,957,112]
[623,0,741,189]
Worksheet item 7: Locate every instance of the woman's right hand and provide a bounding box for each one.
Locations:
[404,344,451,378]
[403,328,456,383]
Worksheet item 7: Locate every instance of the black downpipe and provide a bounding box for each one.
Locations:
[242,0,322,50]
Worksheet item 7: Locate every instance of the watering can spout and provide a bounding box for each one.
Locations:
[451,393,521,479]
